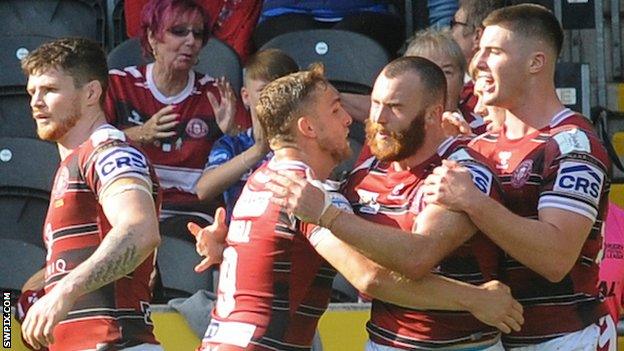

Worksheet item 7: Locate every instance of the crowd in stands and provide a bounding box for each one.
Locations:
[7,0,624,350]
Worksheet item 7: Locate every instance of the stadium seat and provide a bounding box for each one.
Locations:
[0,0,105,40]
[0,239,46,292]
[107,37,243,92]
[0,137,59,247]
[0,90,36,138]
[259,29,390,94]
[156,235,216,301]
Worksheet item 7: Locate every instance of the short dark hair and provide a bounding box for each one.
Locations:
[256,63,328,148]
[484,3,563,56]
[383,56,447,108]
[244,49,299,85]
[140,0,211,58]
[22,37,109,102]
[458,0,504,34]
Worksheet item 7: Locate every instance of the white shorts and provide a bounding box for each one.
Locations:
[508,315,617,351]
[122,343,164,351]
[365,339,505,351]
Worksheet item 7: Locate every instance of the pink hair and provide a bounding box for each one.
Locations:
[139,0,211,58]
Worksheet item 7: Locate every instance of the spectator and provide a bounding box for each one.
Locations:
[451,0,504,116]
[195,49,299,222]
[105,0,249,245]
[253,0,404,56]
[125,0,263,62]
[21,37,161,351]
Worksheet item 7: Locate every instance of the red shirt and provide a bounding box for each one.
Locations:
[44,125,161,351]
[124,0,262,62]
[345,137,504,349]
[469,109,611,347]
[105,64,249,220]
[201,158,335,350]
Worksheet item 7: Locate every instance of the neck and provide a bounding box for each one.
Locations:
[151,62,189,97]
[273,145,336,181]
[504,81,564,139]
[393,132,447,172]
[57,109,107,160]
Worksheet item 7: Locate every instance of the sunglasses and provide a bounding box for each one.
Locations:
[168,26,205,39]
[450,19,469,28]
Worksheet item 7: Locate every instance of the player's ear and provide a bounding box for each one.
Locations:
[297,115,317,138]
[528,51,546,74]
[83,80,102,106]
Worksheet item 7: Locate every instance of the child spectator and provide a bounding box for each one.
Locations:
[195,49,298,222]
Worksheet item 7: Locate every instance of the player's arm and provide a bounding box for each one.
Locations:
[59,177,160,295]
[310,227,523,333]
[266,171,476,281]
[321,204,476,281]
[423,159,600,283]
[196,139,266,202]
[22,177,160,348]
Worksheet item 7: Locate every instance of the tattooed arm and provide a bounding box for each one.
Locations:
[21,177,160,349]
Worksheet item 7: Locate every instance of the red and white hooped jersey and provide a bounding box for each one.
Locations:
[344,136,504,350]
[105,63,250,221]
[469,108,611,347]
[201,158,336,351]
[43,124,161,351]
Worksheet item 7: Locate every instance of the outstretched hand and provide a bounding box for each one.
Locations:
[208,77,238,135]
[188,207,228,272]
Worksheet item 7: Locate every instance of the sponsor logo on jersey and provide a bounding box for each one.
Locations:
[511,159,533,188]
[387,183,406,200]
[553,128,591,154]
[186,118,209,138]
[95,147,149,186]
[329,191,354,213]
[128,110,143,125]
[497,151,512,170]
[356,189,380,214]
[231,188,272,218]
[53,166,70,198]
[553,161,604,205]
[465,163,493,195]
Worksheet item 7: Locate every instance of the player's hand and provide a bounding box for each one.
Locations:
[188,207,228,272]
[421,160,480,211]
[140,105,180,143]
[208,77,238,136]
[21,285,76,349]
[465,280,524,334]
[441,111,472,137]
[265,170,329,224]
[251,119,270,156]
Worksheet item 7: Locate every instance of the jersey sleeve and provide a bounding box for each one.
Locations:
[447,147,499,200]
[538,128,610,222]
[205,134,237,170]
[83,131,153,198]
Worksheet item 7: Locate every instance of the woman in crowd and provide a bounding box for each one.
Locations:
[105,0,249,248]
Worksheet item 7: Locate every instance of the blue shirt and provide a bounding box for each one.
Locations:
[206,128,272,222]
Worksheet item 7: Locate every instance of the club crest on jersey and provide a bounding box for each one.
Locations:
[497,151,512,170]
[186,118,209,138]
[554,161,604,204]
[53,166,70,198]
[511,160,533,188]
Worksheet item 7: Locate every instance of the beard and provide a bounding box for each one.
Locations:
[366,111,426,162]
[36,104,81,142]
[319,134,352,164]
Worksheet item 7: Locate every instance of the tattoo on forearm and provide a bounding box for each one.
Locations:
[83,232,140,292]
